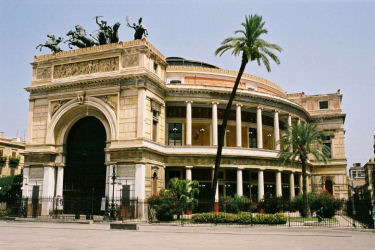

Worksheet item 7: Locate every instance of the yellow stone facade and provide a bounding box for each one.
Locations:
[0,133,25,177]
[22,40,348,216]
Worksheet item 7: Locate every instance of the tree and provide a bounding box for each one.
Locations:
[148,178,199,221]
[212,14,282,211]
[278,123,330,217]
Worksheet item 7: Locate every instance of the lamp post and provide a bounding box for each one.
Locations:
[199,128,205,146]
[172,127,178,146]
[110,165,117,220]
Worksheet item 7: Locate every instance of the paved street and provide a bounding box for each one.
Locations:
[0,221,374,250]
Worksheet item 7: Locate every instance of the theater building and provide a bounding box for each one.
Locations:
[21,40,348,216]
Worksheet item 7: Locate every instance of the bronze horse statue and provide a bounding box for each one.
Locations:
[94,16,121,45]
[36,34,64,53]
[65,25,97,49]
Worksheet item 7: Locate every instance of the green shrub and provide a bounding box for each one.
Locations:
[220,195,255,213]
[253,213,287,224]
[192,212,287,225]
[0,156,7,166]
[257,194,284,214]
[291,192,343,218]
[0,209,9,217]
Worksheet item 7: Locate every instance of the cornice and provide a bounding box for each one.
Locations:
[165,84,310,119]
[25,70,166,94]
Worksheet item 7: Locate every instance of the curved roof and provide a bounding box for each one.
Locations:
[166,57,219,69]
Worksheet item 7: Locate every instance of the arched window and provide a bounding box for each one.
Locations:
[152,172,158,196]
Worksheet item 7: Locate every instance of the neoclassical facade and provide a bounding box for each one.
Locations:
[22,40,348,216]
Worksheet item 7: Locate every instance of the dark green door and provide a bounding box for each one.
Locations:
[63,116,106,217]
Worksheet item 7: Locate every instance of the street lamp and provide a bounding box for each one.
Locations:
[110,165,117,220]
[199,128,205,146]
[172,127,178,146]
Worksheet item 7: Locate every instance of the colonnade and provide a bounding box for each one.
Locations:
[185,101,299,149]
[184,166,311,201]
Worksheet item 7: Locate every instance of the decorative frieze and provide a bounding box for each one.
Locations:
[53,57,119,79]
[122,54,139,68]
[36,67,52,80]
[24,154,56,163]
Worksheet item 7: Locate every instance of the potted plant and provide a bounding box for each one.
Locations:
[8,156,20,167]
[0,156,7,166]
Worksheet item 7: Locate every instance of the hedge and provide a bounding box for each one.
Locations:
[192,212,287,225]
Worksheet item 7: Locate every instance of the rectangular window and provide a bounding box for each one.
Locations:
[248,128,257,148]
[319,101,329,109]
[12,151,17,157]
[168,123,182,145]
[324,142,332,158]
[152,110,159,142]
[0,149,3,157]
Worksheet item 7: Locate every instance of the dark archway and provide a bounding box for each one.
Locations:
[325,179,333,195]
[63,116,106,216]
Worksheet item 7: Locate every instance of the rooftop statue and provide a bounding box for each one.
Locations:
[65,25,97,49]
[127,17,148,40]
[93,16,121,45]
[36,34,64,53]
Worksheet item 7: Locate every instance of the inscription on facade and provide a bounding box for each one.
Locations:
[29,167,44,179]
[117,165,136,177]
[53,57,119,78]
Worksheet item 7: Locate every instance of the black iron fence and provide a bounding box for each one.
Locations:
[12,197,143,221]
[6,197,374,228]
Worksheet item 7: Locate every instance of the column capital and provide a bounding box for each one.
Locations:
[185,166,193,169]
[273,109,280,114]
[257,105,264,110]
[237,166,244,170]
[185,100,194,104]
[235,103,243,107]
[211,101,219,105]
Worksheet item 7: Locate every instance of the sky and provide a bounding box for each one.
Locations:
[0,0,374,168]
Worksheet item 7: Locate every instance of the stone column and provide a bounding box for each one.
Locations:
[55,167,64,211]
[289,172,295,199]
[299,173,303,194]
[135,164,146,219]
[288,114,293,152]
[237,168,243,196]
[257,106,263,149]
[186,101,193,145]
[137,88,146,138]
[258,170,264,201]
[22,167,30,198]
[41,166,56,216]
[297,118,301,125]
[236,104,242,147]
[186,166,193,181]
[212,102,218,146]
[276,171,282,197]
[274,110,280,150]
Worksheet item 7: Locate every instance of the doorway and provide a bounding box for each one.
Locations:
[63,116,106,216]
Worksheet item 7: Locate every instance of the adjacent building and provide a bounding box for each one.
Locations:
[21,40,348,217]
[0,132,25,177]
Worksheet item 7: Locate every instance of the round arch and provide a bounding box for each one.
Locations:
[47,96,118,146]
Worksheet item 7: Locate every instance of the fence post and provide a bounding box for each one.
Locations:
[288,211,290,227]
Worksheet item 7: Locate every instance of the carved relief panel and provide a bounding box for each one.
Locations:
[53,57,119,78]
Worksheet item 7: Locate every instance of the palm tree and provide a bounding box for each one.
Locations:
[278,123,330,217]
[212,15,282,211]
